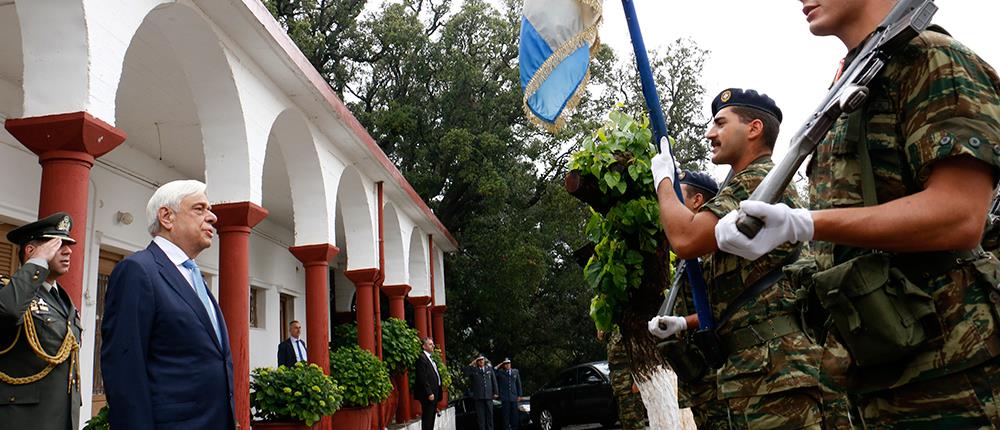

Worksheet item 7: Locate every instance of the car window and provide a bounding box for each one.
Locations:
[592,361,610,377]
[579,367,603,384]
[551,369,577,388]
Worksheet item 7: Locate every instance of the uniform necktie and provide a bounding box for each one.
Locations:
[182,259,222,346]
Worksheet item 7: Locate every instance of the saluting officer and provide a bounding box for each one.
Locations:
[0,212,82,430]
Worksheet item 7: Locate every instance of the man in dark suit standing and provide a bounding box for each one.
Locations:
[0,213,81,430]
[277,320,307,367]
[101,180,235,429]
[463,354,499,430]
[414,337,442,430]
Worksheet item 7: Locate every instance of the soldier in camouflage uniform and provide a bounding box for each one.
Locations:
[716,1,1000,428]
[604,327,649,429]
[650,88,852,429]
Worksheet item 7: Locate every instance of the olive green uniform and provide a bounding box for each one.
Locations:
[606,328,649,429]
[806,29,1000,428]
[699,157,848,429]
[0,263,82,430]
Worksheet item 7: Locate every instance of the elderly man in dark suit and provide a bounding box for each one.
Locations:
[0,213,81,430]
[463,354,499,430]
[277,320,307,367]
[414,337,442,430]
[101,180,235,429]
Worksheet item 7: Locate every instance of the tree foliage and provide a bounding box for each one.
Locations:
[265,0,710,393]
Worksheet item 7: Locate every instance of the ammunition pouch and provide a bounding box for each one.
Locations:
[812,252,944,367]
[658,336,708,383]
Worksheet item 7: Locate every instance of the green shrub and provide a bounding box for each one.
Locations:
[250,362,344,426]
[381,318,421,375]
[329,345,393,407]
[330,323,358,350]
[83,404,110,430]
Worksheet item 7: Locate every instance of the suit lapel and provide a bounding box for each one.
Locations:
[149,242,225,354]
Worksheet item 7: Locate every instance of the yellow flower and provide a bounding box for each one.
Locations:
[283,387,292,394]
[312,385,321,392]
[319,400,326,407]
[294,391,302,397]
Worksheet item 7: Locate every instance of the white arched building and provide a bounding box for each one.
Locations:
[0,1,455,428]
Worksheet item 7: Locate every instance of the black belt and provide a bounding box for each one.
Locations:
[721,314,801,352]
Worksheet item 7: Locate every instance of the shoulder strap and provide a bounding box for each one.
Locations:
[717,247,802,327]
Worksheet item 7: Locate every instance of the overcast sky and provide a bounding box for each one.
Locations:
[595,1,1000,178]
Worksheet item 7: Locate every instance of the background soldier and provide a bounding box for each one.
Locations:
[0,213,81,430]
[602,327,649,430]
[463,354,499,430]
[717,1,1000,427]
[649,89,848,428]
[494,358,523,430]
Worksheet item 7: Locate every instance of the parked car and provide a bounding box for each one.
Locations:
[529,361,618,430]
[451,396,533,430]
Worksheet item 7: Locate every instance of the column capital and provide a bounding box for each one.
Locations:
[382,284,411,298]
[431,305,447,314]
[289,244,340,266]
[408,295,432,307]
[213,202,268,232]
[5,111,126,158]
[344,268,380,285]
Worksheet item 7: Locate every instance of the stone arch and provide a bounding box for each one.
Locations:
[335,166,376,270]
[382,202,406,285]
[14,0,88,117]
[408,227,429,296]
[433,245,446,305]
[113,2,252,202]
[263,108,332,244]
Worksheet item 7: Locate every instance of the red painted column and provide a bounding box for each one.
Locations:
[382,284,412,422]
[5,112,126,308]
[431,305,447,410]
[409,296,432,339]
[344,268,380,353]
[289,244,338,430]
[213,202,268,430]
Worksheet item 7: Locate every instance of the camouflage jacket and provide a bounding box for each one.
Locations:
[807,29,1000,390]
[698,157,823,399]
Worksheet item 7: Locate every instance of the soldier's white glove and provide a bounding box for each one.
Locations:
[715,201,814,260]
[650,137,677,193]
[647,315,687,339]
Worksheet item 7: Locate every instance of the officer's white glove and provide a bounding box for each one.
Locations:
[715,200,814,260]
[650,136,677,193]
[647,315,687,339]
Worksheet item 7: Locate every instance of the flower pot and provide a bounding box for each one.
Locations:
[381,388,399,427]
[332,405,375,430]
[251,421,316,430]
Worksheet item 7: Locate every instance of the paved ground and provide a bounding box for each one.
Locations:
[564,424,621,429]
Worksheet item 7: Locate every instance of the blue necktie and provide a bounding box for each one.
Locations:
[294,340,306,362]
[182,259,222,346]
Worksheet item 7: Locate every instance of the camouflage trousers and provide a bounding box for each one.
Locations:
[856,359,1000,429]
[610,366,648,429]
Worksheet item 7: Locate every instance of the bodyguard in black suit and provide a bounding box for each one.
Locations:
[277,320,307,367]
[414,337,442,430]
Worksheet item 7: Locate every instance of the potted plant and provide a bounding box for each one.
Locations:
[329,345,393,429]
[83,404,110,430]
[250,362,344,429]
[379,318,421,425]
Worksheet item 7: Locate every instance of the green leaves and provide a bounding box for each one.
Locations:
[381,318,421,375]
[250,362,345,426]
[568,110,666,330]
[329,345,393,408]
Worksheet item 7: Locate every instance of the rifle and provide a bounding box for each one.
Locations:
[736,0,938,237]
[657,260,686,317]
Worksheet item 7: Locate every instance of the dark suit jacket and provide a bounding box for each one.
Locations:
[101,241,235,429]
[414,352,442,401]
[0,263,82,430]
[277,338,306,367]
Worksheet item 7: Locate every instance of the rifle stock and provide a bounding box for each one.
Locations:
[736,0,938,238]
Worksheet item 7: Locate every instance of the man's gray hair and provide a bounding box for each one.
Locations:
[146,180,207,236]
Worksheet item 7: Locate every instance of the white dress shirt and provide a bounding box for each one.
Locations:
[290,336,307,361]
[424,350,441,384]
[154,236,199,292]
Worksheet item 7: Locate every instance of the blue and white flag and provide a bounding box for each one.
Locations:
[520,0,602,132]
